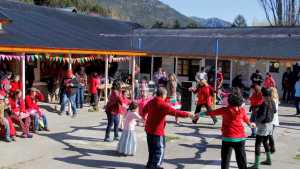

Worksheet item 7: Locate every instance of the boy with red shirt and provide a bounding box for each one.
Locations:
[200,94,255,169]
[142,87,193,169]
[190,79,218,125]
[249,84,263,138]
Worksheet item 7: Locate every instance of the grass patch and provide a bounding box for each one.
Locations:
[165,135,180,142]
[295,155,300,160]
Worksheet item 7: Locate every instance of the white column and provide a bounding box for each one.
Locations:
[214,40,219,91]
[202,58,206,68]
[230,60,233,87]
[151,56,154,81]
[68,54,72,70]
[21,53,26,100]
[175,56,178,75]
[104,56,109,104]
[132,57,136,100]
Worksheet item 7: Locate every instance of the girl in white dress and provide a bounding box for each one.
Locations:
[117,102,142,156]
[269,87,279,153]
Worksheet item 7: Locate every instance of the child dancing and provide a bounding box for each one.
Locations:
[117,102,142,156]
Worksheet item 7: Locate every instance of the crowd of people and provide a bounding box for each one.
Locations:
[0,71,49,142]
[1,63,300,169]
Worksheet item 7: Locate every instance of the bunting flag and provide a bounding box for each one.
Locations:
[0,54,131,63]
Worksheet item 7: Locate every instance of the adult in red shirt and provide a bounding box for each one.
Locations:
[190,79,218,125]
[9,90,32,138]
[249,84,263,138]
[201,94,255,169]
[142,87,193,169]
[263,72,276,89]
[89,72,100,111]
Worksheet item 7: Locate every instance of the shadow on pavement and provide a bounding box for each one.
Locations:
[39,122,145,169]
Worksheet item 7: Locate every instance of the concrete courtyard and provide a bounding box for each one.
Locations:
[0,102,300,169]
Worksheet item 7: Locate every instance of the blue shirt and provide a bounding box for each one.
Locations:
[295,81,300,97]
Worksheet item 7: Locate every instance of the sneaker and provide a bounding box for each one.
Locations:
[66,111,70,116]
[114,137,120,141]
[104,138,111,142]
[27,134,33,138]
[5,137,12,142]
[72,114,77,118]
[44,128,50,132]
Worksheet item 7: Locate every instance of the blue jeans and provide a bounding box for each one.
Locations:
[146,134,166,168]
[4,119,10,139]
[60,93,77,115]
[33,114,48,130]
[105,112,120,139]
[76,87,84,108]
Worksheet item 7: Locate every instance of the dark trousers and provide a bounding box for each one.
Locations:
[255,136,270,156]
[268,126,275,151]
[282,88,291,102]
[194,104,217,121]
[90,93,98,106]
[105,112,119,139]
[295,97,300,114]
[221,141,247,169]
[146,134,166,168]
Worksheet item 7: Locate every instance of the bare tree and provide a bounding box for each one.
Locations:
[258,0,300,26]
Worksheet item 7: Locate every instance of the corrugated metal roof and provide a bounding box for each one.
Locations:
[133,27,300,59]
[0,0,139,51]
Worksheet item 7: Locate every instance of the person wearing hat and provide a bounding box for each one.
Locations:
[189,78,218,125]
[249,87,276,169]
[59,69,79,118]
[198,93,255,169]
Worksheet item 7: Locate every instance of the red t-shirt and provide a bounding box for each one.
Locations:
[142,97,189,136]
[208,106,250,138]
[195,85,213,106]
[89,77,99,94]
[249,91,263,106]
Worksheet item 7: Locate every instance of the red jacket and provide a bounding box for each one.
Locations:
[10,81,22,93]
[9,98,26,113]
[142,97,189,136]
[89,76,100,94]
[207,106,250,138]
[263,77,276,89]
[25,92,44,115]
[105,90,123,115]
[195,85,213,106]
[249,91,263,106]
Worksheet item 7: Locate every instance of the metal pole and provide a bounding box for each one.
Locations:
[214,39,219,106]
[104,55,109,104]
[68,54,72,70]
[175,56,178,75]
[214,39,219,92]
[230,60,233,87]
[151,56,154,81]
[132,57,136,100]
[21,53,26,100]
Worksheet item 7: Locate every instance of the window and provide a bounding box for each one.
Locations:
[177,59,189,76]
[269,61,280,73]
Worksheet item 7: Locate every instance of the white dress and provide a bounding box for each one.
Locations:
[272,99,280,126]
[117,111,142,155]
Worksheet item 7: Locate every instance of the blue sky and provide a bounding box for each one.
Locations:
[159,0,267,24]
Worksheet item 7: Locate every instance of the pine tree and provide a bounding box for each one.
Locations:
[232,14,247,27]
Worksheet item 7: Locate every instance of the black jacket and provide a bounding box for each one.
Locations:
[256,101,276,123]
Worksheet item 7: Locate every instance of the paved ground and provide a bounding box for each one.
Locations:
[0,102,300,169]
